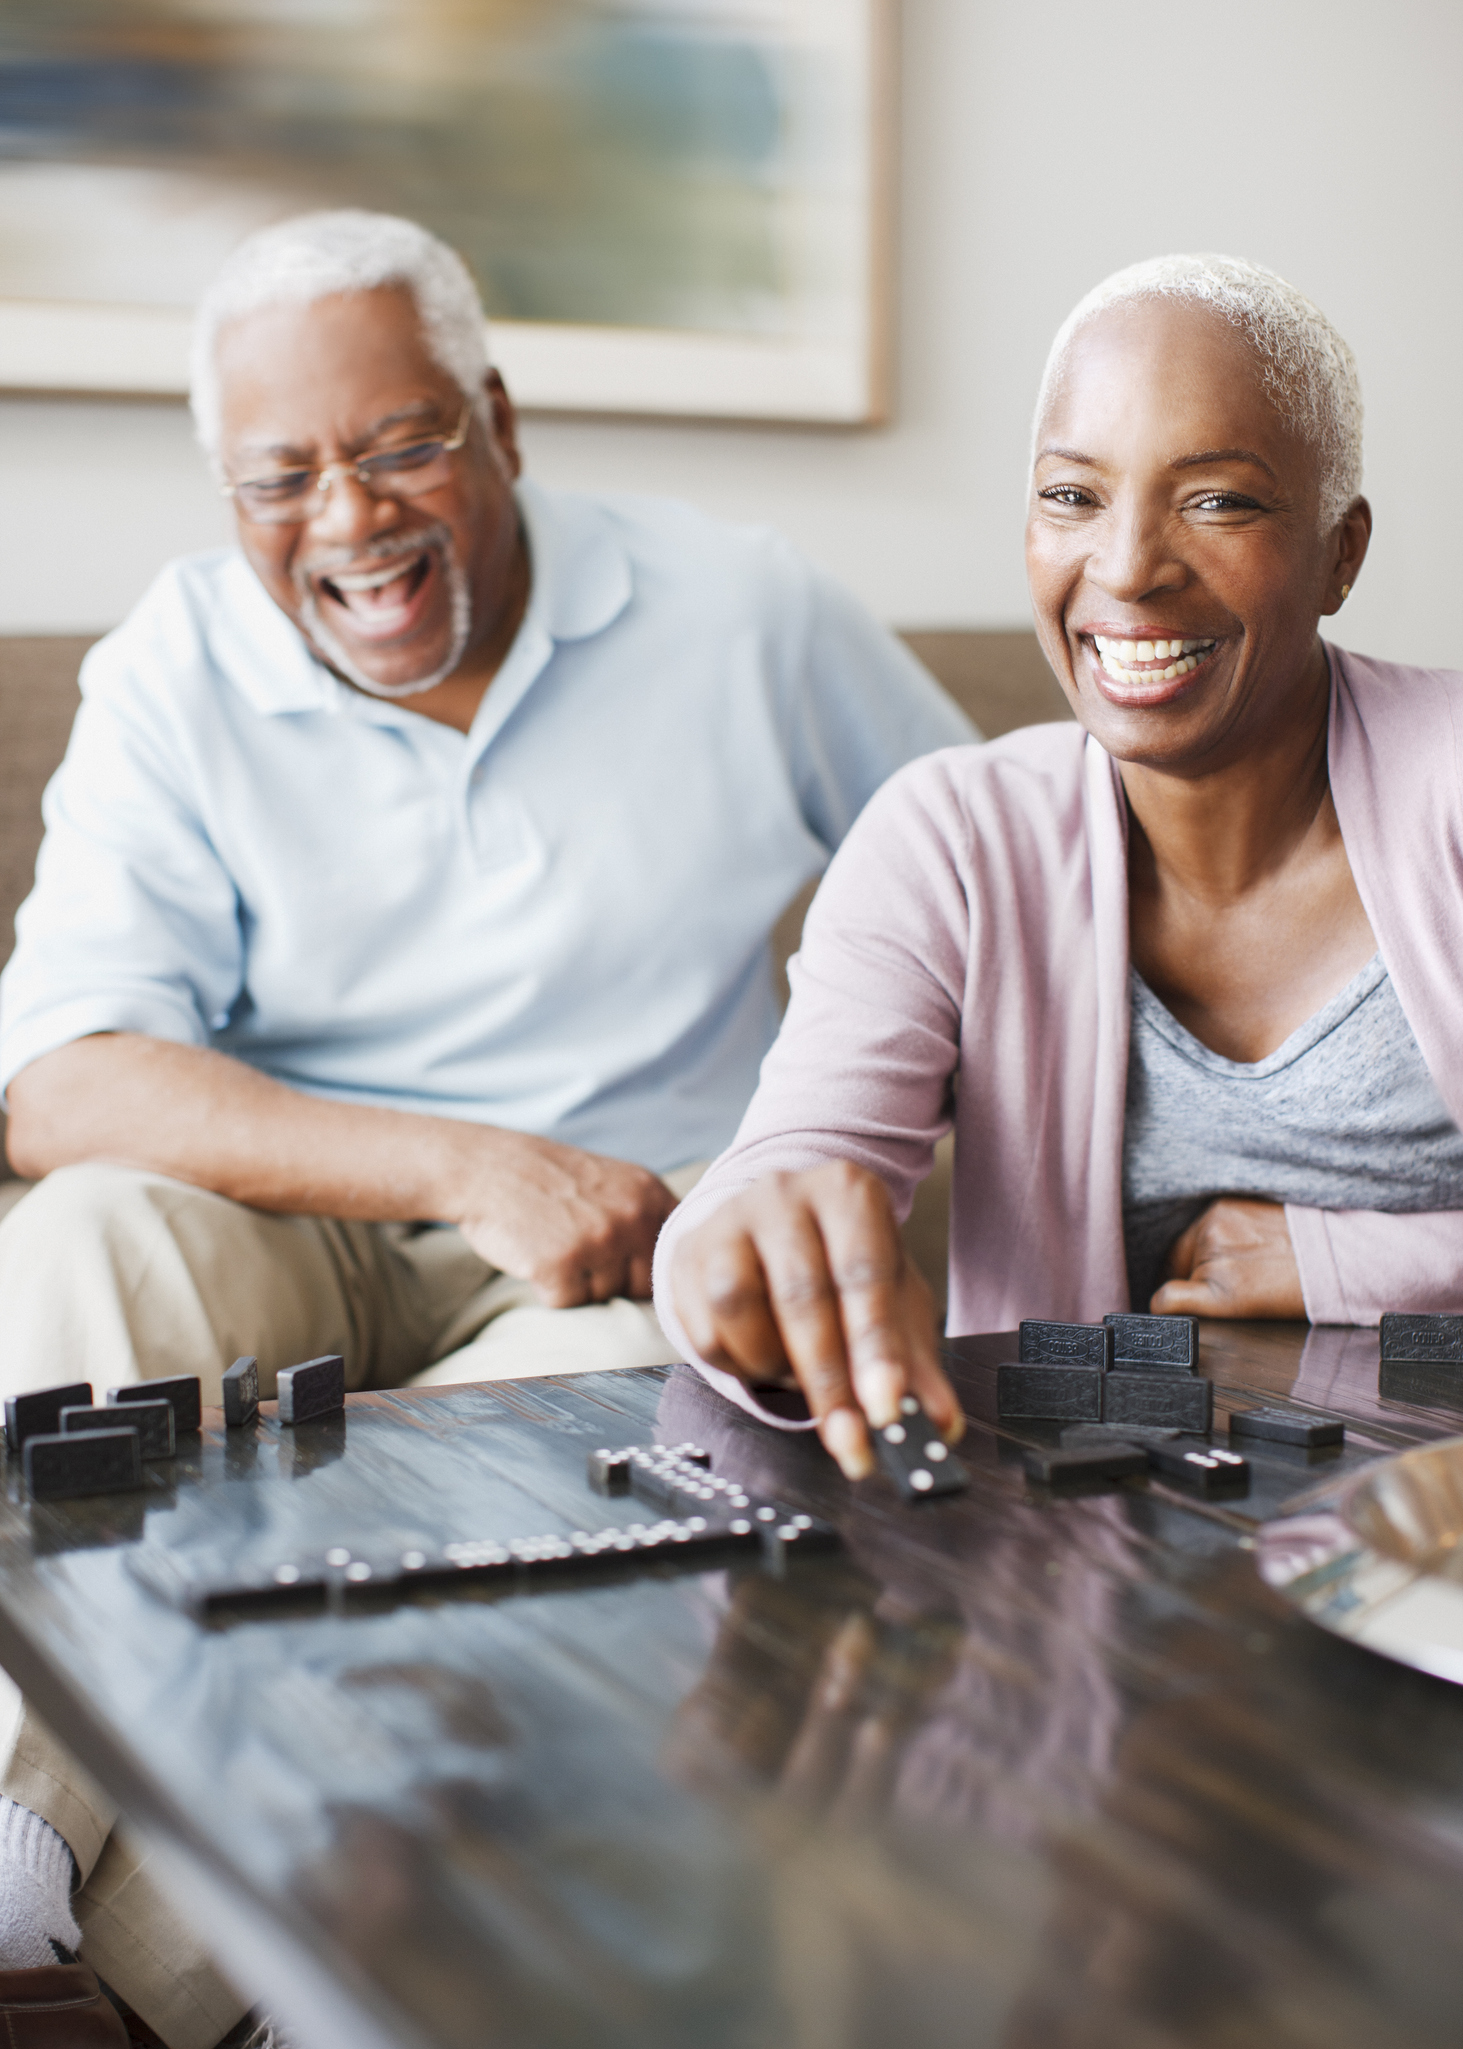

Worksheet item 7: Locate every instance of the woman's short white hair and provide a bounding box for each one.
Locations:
[1035,254,1363,530]
[190,209,491,456]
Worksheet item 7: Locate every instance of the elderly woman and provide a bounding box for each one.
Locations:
[654,254,1463,1479]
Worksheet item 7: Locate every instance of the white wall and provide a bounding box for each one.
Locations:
[3,0,1459,668]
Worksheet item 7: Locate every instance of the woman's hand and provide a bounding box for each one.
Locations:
[669,1161,964,1479]
[1151,1198,1305,1318]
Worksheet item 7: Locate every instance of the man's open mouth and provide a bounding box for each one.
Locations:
[317,548,435,637]
[295,520,471,699]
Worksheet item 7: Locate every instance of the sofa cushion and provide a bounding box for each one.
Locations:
[1,638,89,970]
[1,637,92,1175]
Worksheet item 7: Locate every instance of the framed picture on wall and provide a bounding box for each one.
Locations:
[0,0,893,424]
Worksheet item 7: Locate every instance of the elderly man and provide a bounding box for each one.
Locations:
[0,211,972,2046]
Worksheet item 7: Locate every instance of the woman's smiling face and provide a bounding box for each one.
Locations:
[1026,297,1362,775]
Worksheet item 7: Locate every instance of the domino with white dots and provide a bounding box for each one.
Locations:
[131,1437,839,1622]
[873,1396,968,1502]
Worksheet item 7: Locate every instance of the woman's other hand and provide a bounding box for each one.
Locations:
[670,1161,964,1479]
[1151,1197,1305,1318]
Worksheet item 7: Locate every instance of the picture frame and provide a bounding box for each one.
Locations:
[0,0,893,426]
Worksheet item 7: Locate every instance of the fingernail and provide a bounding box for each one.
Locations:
[822,1406,875,1481]
[855,1360,904,1430]
[941,1410,967,1446]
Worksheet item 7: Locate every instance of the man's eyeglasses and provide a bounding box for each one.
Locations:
[220,402,473,525]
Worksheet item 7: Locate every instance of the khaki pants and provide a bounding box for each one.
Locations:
[0,1160,702,2047]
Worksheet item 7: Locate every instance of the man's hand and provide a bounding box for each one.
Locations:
[7,1035,675,1309]
[670,1160,963,1480]
[1150,1198,1305,1319]
[454,1131,677,1307]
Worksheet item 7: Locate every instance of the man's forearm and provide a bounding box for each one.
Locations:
[7,1033,680,1304]
[6,1033,499,1224]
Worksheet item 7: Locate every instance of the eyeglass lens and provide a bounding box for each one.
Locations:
[231,424,464,523]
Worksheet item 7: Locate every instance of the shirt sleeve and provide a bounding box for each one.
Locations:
[785,565,979,852]
[0,640,245,1099]
[1286,1205,1463,1326]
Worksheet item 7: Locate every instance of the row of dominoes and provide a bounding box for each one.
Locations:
[1010,1308,1463,1434]
[594,1418,969,1516]
[590,1440,845,1537]
[1004,1315,1356,1496]
[134,1506,838,1623]
[1024,1431,1253,1498]
[6,1376,201,1502]
[1022,1412,1353,1497]
[6,1356,346,1502]
[5,1357,342,1457]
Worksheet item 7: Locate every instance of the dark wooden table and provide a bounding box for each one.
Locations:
[2,1324,1463,2049]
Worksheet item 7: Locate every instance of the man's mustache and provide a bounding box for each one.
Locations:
[295,523,452,587]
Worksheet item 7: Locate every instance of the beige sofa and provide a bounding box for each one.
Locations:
[0,628,1069,1294]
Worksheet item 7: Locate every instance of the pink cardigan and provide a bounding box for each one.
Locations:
[653,645,1463,1418]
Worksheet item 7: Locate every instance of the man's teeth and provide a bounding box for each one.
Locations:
[1090,635,1215,684]
[329,557,421,594]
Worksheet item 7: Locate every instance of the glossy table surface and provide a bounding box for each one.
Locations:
[2,1322,1463,2049]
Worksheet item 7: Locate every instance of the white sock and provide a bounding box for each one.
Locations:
[0,1798,81,1968]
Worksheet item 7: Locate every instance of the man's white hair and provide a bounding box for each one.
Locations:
[1034,254,1363,530]
[190,209,491,456]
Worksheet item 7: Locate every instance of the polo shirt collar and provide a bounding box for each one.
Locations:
[517,476,633,645]
[222,476,633,720]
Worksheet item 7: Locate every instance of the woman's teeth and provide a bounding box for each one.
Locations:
[1091,635,1215,684]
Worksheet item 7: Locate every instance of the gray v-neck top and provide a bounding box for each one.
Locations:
[1122,955,1463,1310]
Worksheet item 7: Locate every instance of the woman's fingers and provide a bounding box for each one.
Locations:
[1149,1272,1223,1315]
[678,1222,793,1382]
[1153,1198,1304,1319]
[814,1166,916,1430]
[672,1163,965,1475]
[901,1270,965,1444]
[757,1186,873,1455]
[802,1173,963,1449]
[675,1168,888,1474]
[1162,1217,1201,1282]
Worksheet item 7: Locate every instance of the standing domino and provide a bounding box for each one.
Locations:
[110,1376,202,1434]
[5,1383,93,1455]
[277,1355,345,1425]
[25,1429,143,1501]
[1102,1314,1200,1372]
[222,1356,260,1429]
[62,1401,174,1460]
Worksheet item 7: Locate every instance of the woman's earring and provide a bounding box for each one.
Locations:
[1340,584,1351,601]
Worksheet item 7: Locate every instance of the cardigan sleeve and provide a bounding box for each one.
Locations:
[1286,1204,1463,1325]
[653,754,973,1417]
[1300,653,1463,1326]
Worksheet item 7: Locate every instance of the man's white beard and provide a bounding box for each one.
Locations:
[296,525,473,700]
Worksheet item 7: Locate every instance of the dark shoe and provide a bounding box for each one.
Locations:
[213,2015,267,2048]
[0,1960,129,2044]
[121,2012,168,2047]
[214,2020,291,2048]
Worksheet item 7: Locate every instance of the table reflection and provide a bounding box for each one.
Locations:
[655,1364,1463,2049]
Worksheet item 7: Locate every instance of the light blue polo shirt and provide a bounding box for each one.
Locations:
[0,481,974,1172]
